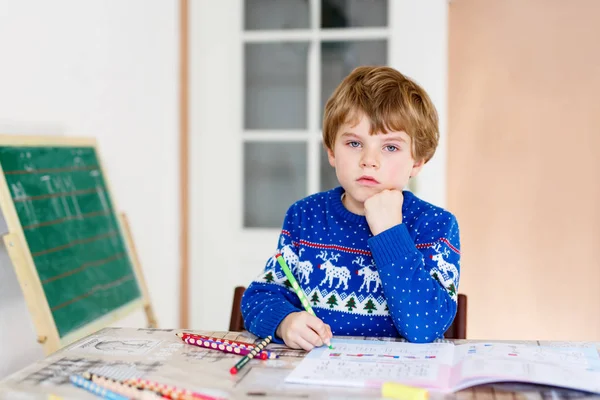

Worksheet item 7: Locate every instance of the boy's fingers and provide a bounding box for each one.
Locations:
[305,314,327,333]
[305,316,331,346]
[302,328,324,348]
[320,324,333,347]
[325,324,333,339]
[294,336,316,352]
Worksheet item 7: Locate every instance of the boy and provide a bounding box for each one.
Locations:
[241,66,460,349]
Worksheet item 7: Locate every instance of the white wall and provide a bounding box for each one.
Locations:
[0,0,179,378]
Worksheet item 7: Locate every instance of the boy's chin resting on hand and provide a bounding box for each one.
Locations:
[364,189,405,235]
[276,311,333,351]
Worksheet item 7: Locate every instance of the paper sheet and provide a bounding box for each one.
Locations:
[284,338,455,389]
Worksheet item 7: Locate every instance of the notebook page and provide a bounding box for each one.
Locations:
[450,343,600,393]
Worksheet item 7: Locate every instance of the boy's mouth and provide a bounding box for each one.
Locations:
[356,175,379,185]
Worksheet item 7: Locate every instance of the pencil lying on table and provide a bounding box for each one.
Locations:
[69,374,129,400]
[82,372,161,400]
[125,377,224,400]
[178,332,256,349]
[179,335,276,359]
[230,335,273,375]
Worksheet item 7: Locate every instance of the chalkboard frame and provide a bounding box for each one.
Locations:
[0,135,156,354]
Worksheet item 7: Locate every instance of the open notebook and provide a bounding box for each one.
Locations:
[284,339,600,394]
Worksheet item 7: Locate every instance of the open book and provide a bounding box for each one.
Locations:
[284,338,600,394]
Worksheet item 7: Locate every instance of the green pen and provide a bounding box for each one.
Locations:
[276,253,333,349]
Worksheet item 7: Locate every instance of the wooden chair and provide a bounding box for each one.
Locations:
[229,286,247,332]
[444,293,467,339]
[229,286,467,339]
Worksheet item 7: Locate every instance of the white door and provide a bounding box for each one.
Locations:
[190,0,448,330]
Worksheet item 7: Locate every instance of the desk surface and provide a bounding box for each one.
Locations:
[1,327,599,400]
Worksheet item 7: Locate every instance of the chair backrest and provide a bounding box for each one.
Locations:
[444,293,467,339]
[229,286,247,332]
[229,286,467,339]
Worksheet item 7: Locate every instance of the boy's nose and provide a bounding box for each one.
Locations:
[361,160,378,168]
[360,154,379,168]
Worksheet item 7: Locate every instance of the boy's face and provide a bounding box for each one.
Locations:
[327,112,424,214]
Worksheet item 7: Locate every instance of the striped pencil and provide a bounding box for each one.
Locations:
[177,333,255,350]
[125,377,222,400]
[70,374,129,400]
[178,335,274,359]
[180,336,276,359]
[83,372,161,400]
[229,335,272,375]
[276,253,332,349]
[177,332,256,349]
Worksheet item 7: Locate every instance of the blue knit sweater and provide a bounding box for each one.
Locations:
[241,186,461,343]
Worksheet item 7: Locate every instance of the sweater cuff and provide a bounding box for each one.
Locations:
[368,223,418,267]
[256,301,300,344]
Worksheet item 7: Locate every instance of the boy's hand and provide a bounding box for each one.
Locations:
[364,189,404,235]
[276,311,333,351]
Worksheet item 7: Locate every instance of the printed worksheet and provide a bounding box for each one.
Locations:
[285,339,600,393]
[451,342,600,393]
[285,339,455,390]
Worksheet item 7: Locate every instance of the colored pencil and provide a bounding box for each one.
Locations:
[276,253,332,349]
[125,377,222,400]
[177,332,256,349]
[70,374,129,400]
[83,372,162,400]
[178,335,276,359]
[229,335,272,375]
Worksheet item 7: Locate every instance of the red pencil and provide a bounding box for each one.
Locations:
[179,335,276,359]
[177,332,256,349]
[125,377,223,400]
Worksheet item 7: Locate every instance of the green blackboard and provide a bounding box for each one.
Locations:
[0,137,154,353]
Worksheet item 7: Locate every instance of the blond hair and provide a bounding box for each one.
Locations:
[322,66,439,163]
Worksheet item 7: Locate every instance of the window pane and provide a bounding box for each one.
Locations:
[245,0,310,30]
[319,145,339,192]
[321,0,387,28]
[321,40,387,122]
[244,142,307,228]
[245,42,309,130]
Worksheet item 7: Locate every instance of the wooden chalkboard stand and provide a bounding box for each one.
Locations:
[2,214,157,353]
[118,213,157,329]
[2,232,60,350]
[0,135,158,355]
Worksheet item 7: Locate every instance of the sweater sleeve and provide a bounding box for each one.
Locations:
[240,205,304,343]
[367,211,461,343]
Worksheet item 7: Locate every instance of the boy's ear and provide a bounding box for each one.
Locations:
[410,158,425,178]
[327,147,336,167]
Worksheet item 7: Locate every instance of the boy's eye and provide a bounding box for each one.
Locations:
[384,145,399,152]
[347,141,361,148]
